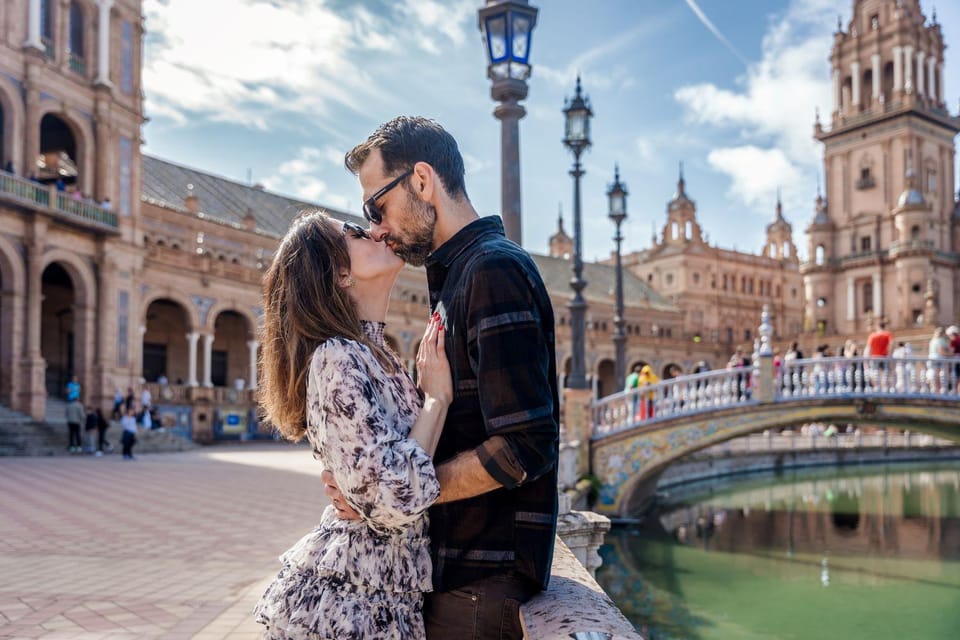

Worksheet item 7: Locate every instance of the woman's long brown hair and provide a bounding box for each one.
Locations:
[259,209,396,441]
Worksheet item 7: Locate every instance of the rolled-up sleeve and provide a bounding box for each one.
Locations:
[308,344,440,535]
[466,258,559,490]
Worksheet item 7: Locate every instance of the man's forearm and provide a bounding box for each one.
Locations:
[435,449,502,503]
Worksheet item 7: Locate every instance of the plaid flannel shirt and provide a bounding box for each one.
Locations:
[425,216,560,593]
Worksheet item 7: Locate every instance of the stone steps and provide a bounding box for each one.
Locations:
[0,403,198,456]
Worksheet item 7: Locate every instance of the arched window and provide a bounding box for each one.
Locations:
[815,245,825,265]
[910,225,920,241]
[782,242,791,258]
[671,221,678,240]
[684,220,692,239]
[862,282,873,313]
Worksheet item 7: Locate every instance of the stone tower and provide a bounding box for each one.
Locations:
[763,192,798,261]
[661,164,704,247]
[549,203,573,259]
[803,0,960,335]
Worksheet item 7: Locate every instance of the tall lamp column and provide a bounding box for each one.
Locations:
[478,0,539,245]
[607,165,628,389]
[562,76,593,390]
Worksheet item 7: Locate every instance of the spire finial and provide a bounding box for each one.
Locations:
[557,202,565,232]
[614,163,620,183]
[933,5,937,23]
[677,161,685,195]
[776,188,783,219]
[837,14,842,32]
[575,73,582,98]
[815,106,820,124]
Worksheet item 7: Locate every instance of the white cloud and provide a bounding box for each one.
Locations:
[142,0,475,130]
[707,146,804,212]
[674,0,837,219]
[261,146,349,207]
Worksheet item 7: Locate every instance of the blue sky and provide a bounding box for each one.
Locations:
[141,0,960,261]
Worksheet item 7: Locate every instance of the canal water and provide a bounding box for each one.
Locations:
[596,461,960,639]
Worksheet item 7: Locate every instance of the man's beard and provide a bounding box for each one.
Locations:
[389,198,436,267]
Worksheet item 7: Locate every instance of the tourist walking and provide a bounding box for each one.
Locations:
[65,399,85,453]
[927,327,951,391]
[120,406,138,460]
[83,406,98,454]
[65,375,81,402]
[95,408,111,455]
[112,388,124,420]
[625,363,642,418]
[324,116,560,639]
[253,210,451,639]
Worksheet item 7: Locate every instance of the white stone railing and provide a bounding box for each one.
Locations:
[778,355,960,398]
[0,170,118,229]
[591,355,960,439]
[592,368,753,438]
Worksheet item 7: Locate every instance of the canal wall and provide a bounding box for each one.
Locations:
[656,445,960,491]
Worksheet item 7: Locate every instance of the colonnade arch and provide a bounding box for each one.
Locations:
[0,235,25,406]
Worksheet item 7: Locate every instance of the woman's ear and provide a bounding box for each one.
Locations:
[339,270,355,289]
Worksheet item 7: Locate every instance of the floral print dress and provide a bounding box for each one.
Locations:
[254,321,440,639]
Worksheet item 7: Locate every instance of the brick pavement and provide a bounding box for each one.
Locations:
[0,444,331,639]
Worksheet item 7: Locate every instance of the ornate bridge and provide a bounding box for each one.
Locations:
[588,353,960,517]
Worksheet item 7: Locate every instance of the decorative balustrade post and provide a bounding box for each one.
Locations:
[754,304,775,402]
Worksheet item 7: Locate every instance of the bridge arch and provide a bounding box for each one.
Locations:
[592,396,960,518]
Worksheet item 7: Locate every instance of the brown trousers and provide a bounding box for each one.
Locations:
[424,573,538,640]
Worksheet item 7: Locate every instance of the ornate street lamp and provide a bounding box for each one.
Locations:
[563,75,592,390]
[478,0,539,246]
[608,165,628,390]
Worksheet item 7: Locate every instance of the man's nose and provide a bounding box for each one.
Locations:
[368,222,388,242]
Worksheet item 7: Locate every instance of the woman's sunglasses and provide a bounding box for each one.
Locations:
[362,169,413,225]
[342,220,371,239]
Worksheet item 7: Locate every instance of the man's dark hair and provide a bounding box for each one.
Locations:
[879,321,887,329]
[345,116,468,201]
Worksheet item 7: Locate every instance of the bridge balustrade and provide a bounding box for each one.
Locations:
[592,368,752,438]
[778,356,959,398]
[591,355,960,439]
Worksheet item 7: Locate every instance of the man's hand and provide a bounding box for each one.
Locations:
[321,470,361,520]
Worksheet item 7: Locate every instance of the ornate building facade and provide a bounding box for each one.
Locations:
[803,0,960,336]
[607,170,805,352]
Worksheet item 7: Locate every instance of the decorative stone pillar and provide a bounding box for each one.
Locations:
[246,340,259,390]
[23,86,40,177]
[927,57,938,102]
[938,62,945,105]
[556,506,611,579]
[563,387,594,480]
[847,278,856,322]
[915,51,925,96]
[903,45,914,92]
[24,0,43,51]
[872,273,882,319]
[892,46,903,92]
[871,53,881,99]
[831,67,840,114]
[850,61,861,109]
[185,332,199,387]
[96,0,113,85]
[201,333,214,387]
[18,225,46,419]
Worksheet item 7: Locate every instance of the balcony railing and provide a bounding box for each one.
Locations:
[0,170,118,230]
[68,53,86,76]
[890,239,935,254]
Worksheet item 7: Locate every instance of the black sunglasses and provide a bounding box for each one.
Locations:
[342,220,371,239]
[362,169,413,225]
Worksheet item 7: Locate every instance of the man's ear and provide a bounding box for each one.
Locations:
[413,161,435,202]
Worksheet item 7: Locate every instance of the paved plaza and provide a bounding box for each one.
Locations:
[0,445,330,639]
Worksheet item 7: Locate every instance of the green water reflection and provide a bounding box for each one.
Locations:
[596,462,960,639]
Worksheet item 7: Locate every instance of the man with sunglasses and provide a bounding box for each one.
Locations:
[325,116,559,639]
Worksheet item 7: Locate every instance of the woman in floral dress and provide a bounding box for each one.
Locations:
[254,210,451,639]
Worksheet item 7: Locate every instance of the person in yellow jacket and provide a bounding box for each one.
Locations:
[637,365,660,419]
